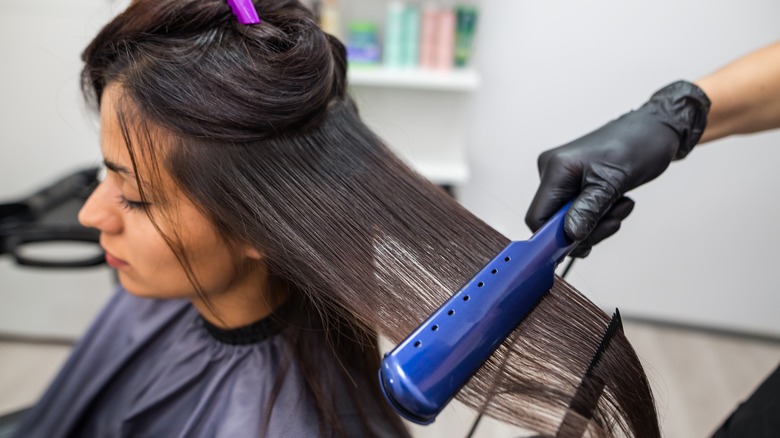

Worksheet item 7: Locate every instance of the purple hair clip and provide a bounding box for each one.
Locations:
[227,0,261,25]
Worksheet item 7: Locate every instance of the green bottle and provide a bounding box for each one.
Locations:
[454,5,478,68]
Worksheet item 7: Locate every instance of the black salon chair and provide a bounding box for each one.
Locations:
[1,167,103,268]
[0,409,28,438]
[0,167,102,436]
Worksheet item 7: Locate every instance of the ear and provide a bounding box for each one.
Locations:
[242,245,264,261]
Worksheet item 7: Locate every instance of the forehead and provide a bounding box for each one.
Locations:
[98,84,172,192]
[99,84,133,166]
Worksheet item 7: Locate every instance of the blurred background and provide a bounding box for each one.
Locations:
[1,0,779,436]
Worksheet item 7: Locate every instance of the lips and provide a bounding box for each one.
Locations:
[103,248,129,268]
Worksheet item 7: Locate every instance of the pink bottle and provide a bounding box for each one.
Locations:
[433,7,455,71]
[419,3,439,70]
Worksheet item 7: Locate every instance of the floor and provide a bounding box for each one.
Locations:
[1,320,779,438]
[621,321,779,437]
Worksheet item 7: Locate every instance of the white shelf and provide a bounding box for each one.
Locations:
[347,67,480,91]
[409,161,470,185]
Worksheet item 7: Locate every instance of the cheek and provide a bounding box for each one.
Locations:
[127,217,177,267]
[118,214,192,296]
[117,201,240,298]
[178,227,239,288]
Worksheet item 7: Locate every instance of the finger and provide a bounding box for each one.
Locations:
[564,178,622,242]
[569,197,635,258]
[607,196,635,221]
[525,153,583,232]
[583,198,634,244]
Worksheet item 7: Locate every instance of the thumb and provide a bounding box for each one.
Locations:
[525,155,583,232]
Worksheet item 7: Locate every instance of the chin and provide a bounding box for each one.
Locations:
[118,281,160,299]
[117,272,183,300]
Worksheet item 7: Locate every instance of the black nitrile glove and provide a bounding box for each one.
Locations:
[526,81,711,257]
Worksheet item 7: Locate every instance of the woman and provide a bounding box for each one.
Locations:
[16,0,660,436]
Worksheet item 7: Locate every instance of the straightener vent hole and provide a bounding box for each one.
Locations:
[504,256,511,262]
[491,269,498,274]
[463,295,470,301]
[414,341,421,348]
[432,325,439,331]
[448,310,455,316]
[477,282,484,288]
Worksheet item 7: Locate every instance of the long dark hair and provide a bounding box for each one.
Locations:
[82,1,659,436]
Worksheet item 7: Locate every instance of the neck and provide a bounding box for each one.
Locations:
[191,263,288,329]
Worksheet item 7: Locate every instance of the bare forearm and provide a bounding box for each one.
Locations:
[695,41,780,143]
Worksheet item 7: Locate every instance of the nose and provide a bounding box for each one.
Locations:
[78,181,123,235]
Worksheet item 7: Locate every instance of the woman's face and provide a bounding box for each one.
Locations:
[79,85,271,324]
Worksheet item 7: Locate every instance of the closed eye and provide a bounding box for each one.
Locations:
[117,194,148,211]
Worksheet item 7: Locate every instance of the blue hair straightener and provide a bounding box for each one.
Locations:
[379,203,577,424]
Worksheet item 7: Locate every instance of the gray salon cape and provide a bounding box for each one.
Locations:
[14,288,399,437]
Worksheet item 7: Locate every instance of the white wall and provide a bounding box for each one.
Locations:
[460,0,780,336]
[1,0,779,339]
[0,0,128,337]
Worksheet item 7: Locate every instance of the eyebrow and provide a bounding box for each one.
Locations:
[103,157,156,192]
[103,158,147,189]
[103,159,135,178]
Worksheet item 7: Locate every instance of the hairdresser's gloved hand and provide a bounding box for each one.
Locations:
[526,81,711,257]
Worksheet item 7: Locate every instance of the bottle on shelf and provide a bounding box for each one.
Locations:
[345,0,481,88]
[346,21,381,67]
[419,3,438,69]
[395,1,479,72]
[431,5,455,71]
[383,1,405,68]
[319,0,341,40]
[400,4,421,68]
[454,5,478,67]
